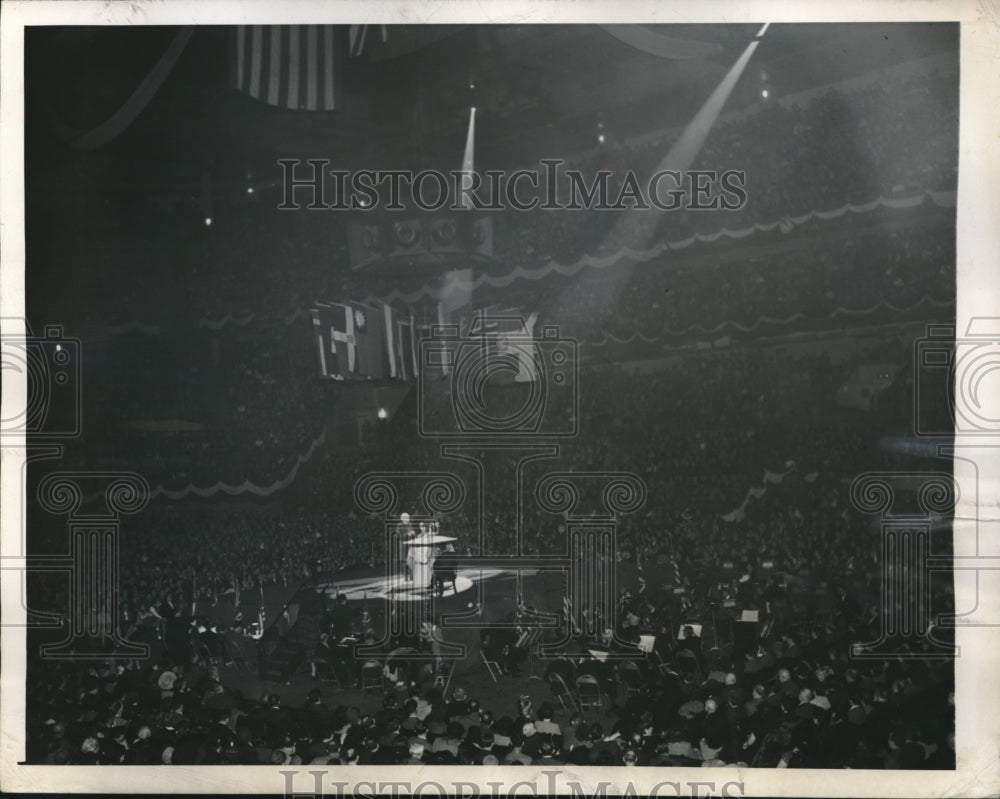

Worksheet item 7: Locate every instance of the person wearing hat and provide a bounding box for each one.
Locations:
[407,741,426,764]
[534,703,562,749]
[359,735,395,765]
[375,694,404,728]
[407,721,430,753]
[399,699,421,732]
[157,670,178,696]
[378,719,402,751]
[520,721,543,758]
[447,687,469,719]
[535,739,564,766]
[457,698,482,732]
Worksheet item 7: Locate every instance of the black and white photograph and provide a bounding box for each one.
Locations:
[1,1,998,796]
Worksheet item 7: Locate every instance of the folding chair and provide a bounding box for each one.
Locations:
[434,660,454,696]
[361,660,384,695]
[548,671,580,713]
[480,647,503,682]
[650,649,672,678]
[313,656,343,688]
[576,674,604,714]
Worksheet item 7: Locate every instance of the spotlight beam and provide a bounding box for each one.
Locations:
[459,106,477,209]
[612,22,771,250]
[551,24,771,326]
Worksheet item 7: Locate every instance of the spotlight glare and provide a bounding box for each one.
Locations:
[761,88,769,99]
[377,407,388,420]
[597,133,606,144]
[204,217,213,227]
[247,186,254,195]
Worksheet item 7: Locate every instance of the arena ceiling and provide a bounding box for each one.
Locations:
[24,22,957,205]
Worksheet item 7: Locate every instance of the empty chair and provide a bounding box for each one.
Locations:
[480,646,503,682]
[548,671,579,713]
[576,673,604,714]
[361,660,384,695]
[434,660,454,696]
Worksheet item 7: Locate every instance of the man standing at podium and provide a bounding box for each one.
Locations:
[407,524,436,589]
[398,512,417,581]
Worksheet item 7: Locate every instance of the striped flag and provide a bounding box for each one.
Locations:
[382,305,419,381]
[233,25,344,111]
[311,302,355,380]
[347,302,385,380]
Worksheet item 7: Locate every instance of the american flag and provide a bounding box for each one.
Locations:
[233,25,384,111]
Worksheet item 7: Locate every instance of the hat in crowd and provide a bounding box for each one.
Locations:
[810,695,832,711]
[452,687,468,701]
[157,671,177,691]
[482,754,499,765]
[678,699,704,718]
[409,742,424,758]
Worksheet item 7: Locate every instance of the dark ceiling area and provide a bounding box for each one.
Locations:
[24,22,957,207]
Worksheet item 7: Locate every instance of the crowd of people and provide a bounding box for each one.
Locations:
[25,537,954,769]
[22,53,957,771]
[25,317,956,769]
[49,208,954,496]
[495,70,957,268]
[24,648,954,768]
